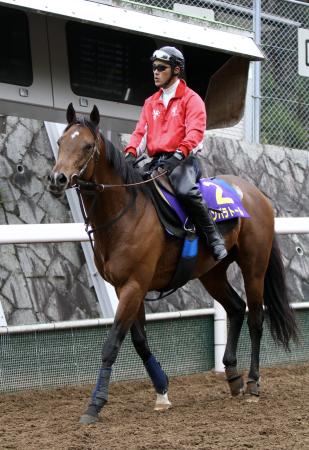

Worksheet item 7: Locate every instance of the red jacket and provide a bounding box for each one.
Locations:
[125,79,206,158]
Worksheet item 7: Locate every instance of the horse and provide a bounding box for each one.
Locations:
[47,104,298,425]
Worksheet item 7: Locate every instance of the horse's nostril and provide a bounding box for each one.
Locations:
[57,173,68,185]
[47,172,53,182]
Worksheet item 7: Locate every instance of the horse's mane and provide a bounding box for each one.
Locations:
[102,134,151,198]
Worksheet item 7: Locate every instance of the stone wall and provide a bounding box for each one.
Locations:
[0,117,100,325]
[0,117,308,323]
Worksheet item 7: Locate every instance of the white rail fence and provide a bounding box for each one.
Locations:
[0,218,308,244]
[0,217,308,372]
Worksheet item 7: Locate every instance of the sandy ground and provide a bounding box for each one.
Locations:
[0,364,308,450]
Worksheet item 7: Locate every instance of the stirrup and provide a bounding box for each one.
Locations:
[184,218,196,233]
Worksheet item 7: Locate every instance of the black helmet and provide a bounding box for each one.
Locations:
[151,46,185,70]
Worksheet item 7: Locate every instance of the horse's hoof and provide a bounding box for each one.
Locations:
[154,393,172,411]
[245,379,260,401]
[154,402,172,411]
[225,369,245,397]
[79,413,99,425]
[229,377,245,397]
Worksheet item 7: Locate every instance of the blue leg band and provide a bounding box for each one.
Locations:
[91,367,112,408]
[144,355,169,394]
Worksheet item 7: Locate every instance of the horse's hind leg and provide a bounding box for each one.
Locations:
[200,267,246,396]
[242,274,264,399]
[130,304,171,410]
[236,236,271,398]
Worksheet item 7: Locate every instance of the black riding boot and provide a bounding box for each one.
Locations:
[185,196,228,261]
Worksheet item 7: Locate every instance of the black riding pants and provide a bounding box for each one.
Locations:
[168,154,215,235]
[169,154,203,208]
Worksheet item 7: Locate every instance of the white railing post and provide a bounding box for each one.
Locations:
[214,300,227,372]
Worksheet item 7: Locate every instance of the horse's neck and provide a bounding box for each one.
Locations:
[81,159,139,235]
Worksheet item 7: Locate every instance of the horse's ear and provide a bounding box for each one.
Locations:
[66,103,76,124]
[90,105,100,126]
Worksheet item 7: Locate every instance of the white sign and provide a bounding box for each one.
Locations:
[173,3,215,21]
[298,28,309,77]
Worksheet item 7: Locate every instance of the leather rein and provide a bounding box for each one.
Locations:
[70,132,166,192]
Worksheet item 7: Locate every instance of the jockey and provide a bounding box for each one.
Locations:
[124,46,227,261]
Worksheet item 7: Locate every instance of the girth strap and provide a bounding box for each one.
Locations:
[145,232,198,301]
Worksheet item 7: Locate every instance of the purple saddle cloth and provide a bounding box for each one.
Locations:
[161,177,250,224]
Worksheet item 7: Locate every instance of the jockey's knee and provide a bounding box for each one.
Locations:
[170,176,199,203]
[169,175,189,199]
[172,184,188,199]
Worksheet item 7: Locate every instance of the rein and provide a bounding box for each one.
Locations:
[71,170,167,192]
[69,125,167,192]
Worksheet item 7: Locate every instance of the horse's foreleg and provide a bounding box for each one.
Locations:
[130,305,171,411]
[200,270,246,396]
[79,280,145,424]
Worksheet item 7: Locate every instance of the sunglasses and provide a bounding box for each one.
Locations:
[152,64,169,72]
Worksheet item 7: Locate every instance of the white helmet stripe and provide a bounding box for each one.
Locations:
[152,50,171,61]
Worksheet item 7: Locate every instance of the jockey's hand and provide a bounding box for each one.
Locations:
[125,152,137,166]
[160,151,184,174]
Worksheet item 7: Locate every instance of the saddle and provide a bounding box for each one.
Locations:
[149,171,249,239]
[146,172,250,299]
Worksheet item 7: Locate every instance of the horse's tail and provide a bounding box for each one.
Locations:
[264,236,298,350]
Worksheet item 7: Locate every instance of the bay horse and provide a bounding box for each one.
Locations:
[47,104,298,425]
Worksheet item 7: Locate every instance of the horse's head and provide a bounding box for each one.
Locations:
[47,103,101,197]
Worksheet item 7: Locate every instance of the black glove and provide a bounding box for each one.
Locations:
[160,151,184,174]
[125,152,137,166]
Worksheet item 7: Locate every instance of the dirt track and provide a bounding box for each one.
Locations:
[1,364,308,450]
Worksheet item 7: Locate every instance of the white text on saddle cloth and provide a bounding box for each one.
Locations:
[199,179,250,222]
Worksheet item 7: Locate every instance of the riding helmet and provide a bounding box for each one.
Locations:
[151,46,185,70]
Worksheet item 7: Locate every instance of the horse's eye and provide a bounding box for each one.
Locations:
[85,143,93,151]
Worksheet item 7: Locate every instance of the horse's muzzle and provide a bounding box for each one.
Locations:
[47,171,68,197]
